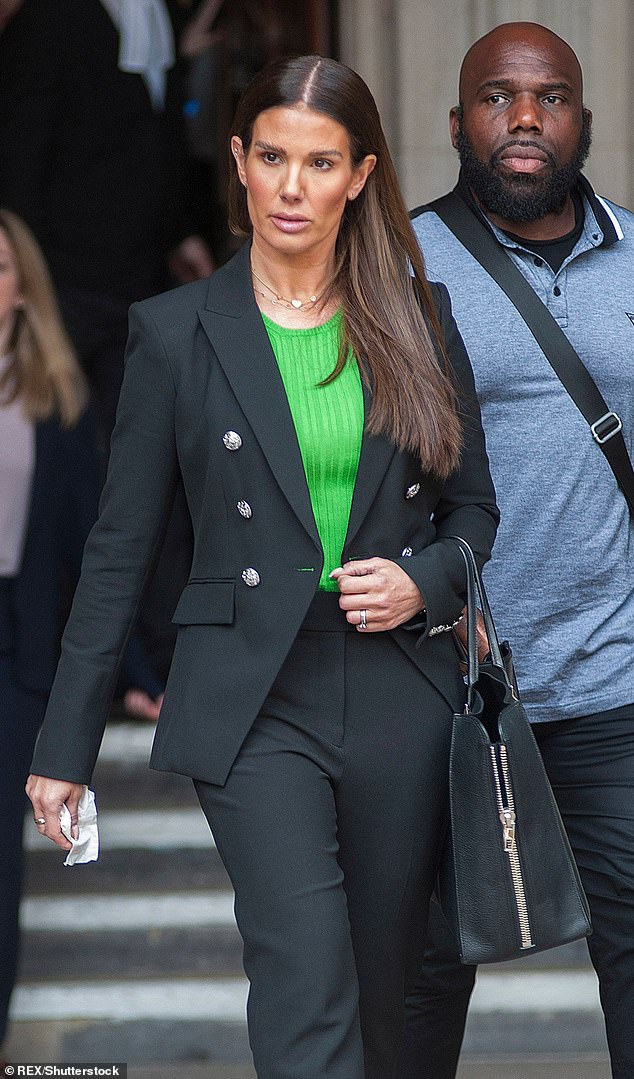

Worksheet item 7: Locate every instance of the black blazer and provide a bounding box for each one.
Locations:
[31,244,499,785]
[1,410,99,693]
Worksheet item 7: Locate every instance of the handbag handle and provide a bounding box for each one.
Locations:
[449,537,508,697]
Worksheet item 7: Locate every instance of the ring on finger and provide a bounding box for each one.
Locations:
[358,609,368,631]
[34,817,46,826]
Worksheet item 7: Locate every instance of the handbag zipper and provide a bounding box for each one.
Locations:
[489,743,534,950]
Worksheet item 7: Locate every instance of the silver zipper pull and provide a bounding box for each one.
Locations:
[499,808,516,852]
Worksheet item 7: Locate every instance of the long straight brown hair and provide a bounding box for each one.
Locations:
[0,208,87,427]
[228,55,462,479]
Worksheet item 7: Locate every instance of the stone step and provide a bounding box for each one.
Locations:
[21,891,236,931]
[129,1068,255,1079]
[11,970,603,1023]
[13,891,606,1063]
[19,926,242,981]
[17,908,594,978]
[5,1011,610,1065]
[94,722,158,764]
[25,807,215,854]
[4,1017,252,1068]
[18,897,594,986]
[8,968,606,1047]
[18,891,241,981]
[24,846,229,895]
[0,1054,612,1079]
[5,1018,610,1068]
[126,1057,612,1079]
[457,1057,611,1079]
[84,764,198,809]
[10,721,609,1069]
[22,837,596,974]
[461,1013,609,1060]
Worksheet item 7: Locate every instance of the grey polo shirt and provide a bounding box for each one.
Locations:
[412,177,634,723]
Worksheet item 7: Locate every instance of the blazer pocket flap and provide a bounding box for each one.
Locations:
[172,579,235,625]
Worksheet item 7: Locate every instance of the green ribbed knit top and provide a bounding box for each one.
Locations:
[262,310,363,591]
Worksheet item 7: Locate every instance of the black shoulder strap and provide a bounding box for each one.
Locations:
[419,189,634,516]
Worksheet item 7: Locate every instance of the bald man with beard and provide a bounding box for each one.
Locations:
[401,22,634,1079]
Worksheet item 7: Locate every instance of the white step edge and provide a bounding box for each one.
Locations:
[470,969,601,1013]
[10,978,248,1022]
[25,808,216,851]
[10,970,601,1023]
[99,722,157,762]
[21,891,236,932]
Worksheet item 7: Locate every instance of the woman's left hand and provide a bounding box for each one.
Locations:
[330,557,424,632]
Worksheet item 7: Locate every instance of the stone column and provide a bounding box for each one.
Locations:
[337,0,400,148]
[338,0,634,211]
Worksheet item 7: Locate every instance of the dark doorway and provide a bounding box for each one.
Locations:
[176,0,339,263]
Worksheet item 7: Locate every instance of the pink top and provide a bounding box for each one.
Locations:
[0,355,35,577]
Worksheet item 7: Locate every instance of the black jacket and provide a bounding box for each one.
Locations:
[32,244,499,785]
[1,410,99,692]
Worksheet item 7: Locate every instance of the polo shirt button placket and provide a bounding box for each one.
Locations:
[549,276,568,320]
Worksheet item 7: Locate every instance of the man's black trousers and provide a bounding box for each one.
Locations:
[398,704,634,1079]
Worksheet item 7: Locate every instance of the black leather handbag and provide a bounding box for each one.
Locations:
[438,537,592,964]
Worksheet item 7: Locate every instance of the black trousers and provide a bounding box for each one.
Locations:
[0,651,47,1046]
[398,704,634,1079]
[195,594,455,1079]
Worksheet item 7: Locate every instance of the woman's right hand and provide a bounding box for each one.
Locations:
[25,775,84,850]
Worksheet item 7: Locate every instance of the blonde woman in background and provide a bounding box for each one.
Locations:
[0,208,99,1057]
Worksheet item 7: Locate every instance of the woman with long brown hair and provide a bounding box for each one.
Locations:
[27,57,498,1076]
[0,208,98,1057]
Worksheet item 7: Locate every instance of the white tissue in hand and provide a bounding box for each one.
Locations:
[60,786,99,866]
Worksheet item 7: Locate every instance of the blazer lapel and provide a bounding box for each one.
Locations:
[343,378,396,553]
[198,244,398,558]
[197,245,321,551]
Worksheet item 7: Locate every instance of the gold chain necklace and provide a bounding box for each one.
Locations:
[250,266,324,310]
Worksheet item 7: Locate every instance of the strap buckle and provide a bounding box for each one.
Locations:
[591,411,623,445]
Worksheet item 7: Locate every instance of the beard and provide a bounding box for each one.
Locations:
[456,110,592,223]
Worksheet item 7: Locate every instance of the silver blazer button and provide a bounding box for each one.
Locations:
[401,546,413,557]
[241,567,260,587]
[405,482,420,499]
[223,430,242,451]
[237,500,252,519]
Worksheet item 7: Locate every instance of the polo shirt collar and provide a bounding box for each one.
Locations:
[456,169,623,250]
